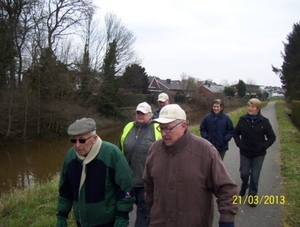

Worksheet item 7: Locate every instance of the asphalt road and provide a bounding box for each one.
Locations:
[129,101,283,227]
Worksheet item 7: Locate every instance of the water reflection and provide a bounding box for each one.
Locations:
[1,137,69,194]
[0,125,125,195]
[0,108,238,195]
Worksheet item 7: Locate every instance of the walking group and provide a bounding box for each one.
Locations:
[56,93,276,227]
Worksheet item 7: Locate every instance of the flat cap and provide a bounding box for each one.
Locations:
[67,118,96,136]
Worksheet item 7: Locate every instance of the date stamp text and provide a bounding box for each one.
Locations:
[232,195,286,205]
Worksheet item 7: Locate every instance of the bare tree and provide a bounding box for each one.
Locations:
[246,78,256,85]
[180,72,197,100]
[104,13,139,75]
[87,17,106,71]
[219,79,230,86]
[45,0,92,52]
[0,0,40,138]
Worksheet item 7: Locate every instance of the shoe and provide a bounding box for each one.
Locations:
[248,194,257,207]
[239,189,246,197]
[248,202,256,207]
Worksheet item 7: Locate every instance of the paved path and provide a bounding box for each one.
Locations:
[214,101,283,227]
[129,101,283,227]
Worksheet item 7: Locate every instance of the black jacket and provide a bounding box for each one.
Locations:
[233,112,276,158]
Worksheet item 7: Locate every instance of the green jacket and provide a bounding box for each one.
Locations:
[57,140,135,227]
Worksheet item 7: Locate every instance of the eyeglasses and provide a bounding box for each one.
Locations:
[156,121,183,133]
[70,135,94,144]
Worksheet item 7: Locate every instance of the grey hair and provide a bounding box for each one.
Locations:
[175,119,186,124]
[88,130,97,136]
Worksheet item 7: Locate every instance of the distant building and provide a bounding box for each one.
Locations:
[195,80,225,95]
[148,77,194,102]
[263,86,284,97]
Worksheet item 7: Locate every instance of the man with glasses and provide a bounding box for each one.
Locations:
[56,118,135,227]
[143,104,238,227]
[119,102,161,227]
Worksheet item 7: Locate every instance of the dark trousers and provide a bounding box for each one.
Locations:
[219,150,226,160]
[240,154,265,195]
[134,187,149,227]
[76,221,114,227]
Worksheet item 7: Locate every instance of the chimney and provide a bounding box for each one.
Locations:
[166,79,171,84]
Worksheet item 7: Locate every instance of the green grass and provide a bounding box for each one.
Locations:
[0,100,299,226]
[276,101,300,227]
[0,175,76,227]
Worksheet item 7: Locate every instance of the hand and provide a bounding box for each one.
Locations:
[57,216,68,227]
[219,221,234,227]
[114,217,129,227]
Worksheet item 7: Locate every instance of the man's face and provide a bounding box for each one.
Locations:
[212,103,222,114]
[158,100,169,108]
[70,133,96,156]
[135,111,152,124]
[157,120,187,146]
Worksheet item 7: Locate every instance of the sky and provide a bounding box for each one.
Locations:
[94,0,300,87]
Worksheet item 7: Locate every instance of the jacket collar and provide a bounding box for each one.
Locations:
[163,129,191,154]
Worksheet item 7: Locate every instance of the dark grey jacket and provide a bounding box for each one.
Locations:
[152,108,161,119]
[120,121,161,187]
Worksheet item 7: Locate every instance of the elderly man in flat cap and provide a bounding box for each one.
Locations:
[56,118,135,227]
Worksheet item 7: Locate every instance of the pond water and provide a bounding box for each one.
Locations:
[0,108,239,195]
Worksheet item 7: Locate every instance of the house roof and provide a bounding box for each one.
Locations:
[148,77,183,91]
[201,84,225,93]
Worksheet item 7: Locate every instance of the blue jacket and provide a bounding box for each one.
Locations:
[200,110,234,152]
[152,108,161,119]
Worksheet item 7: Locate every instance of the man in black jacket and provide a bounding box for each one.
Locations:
[233,98,276,207]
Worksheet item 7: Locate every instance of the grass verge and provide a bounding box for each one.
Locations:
[0,100,299,226]
[276,101,300,226]
[0,175,76,227]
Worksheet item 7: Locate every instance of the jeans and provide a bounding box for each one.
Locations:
[134,187,149,227]
[240,154,265,195]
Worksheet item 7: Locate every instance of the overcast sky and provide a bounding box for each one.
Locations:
[94,0,300,87]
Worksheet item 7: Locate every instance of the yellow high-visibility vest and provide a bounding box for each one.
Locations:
[120,122,162,154]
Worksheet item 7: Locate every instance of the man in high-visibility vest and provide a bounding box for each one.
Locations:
[119,102,161,227]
